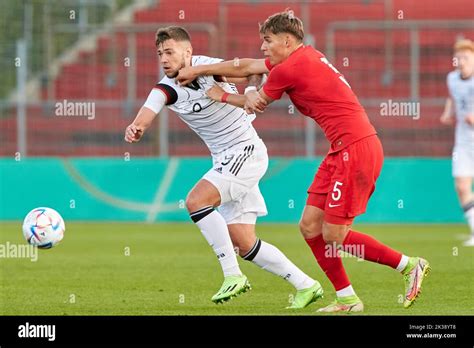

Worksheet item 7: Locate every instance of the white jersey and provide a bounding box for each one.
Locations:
[144,55,257,155]
[447,70,474,146]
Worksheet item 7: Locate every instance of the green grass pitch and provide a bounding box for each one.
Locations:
[0,222,472,315]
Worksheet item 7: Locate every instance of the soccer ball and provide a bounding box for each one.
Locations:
[22,207,65,249]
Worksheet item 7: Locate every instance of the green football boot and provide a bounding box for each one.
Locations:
[317,295,364,313]
[211,274,251,304]
[286,281,324,309]
[402,257,431,308]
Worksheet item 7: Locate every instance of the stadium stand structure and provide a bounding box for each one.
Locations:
[3,0,473,157]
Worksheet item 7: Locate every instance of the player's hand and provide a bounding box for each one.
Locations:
[176,67,198,86]
[440,113,454,126]
[244,90,267,114]
[464,114,474,126]
[124,123,144,143]
[206,85,225,102]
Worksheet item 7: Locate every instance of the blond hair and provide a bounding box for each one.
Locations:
[454,39,474,53]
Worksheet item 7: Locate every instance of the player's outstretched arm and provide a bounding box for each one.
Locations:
[242,74,267,113]
[206,73,267,112]
[177,58,269,86]
[245,88,274,114]
[206,85,247,109]
[440,97,455,126]
[125,88,166,143]
[124,106,157,143]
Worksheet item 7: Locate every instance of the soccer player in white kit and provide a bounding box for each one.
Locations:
[440,39,474,246]
[124,26,323,306]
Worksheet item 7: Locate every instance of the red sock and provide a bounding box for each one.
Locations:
[343,230,402,269]
[305,235,351,291]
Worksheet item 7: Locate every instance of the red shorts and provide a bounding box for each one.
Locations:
[306,135,384,225]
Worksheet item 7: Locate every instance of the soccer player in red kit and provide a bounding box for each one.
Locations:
[177,10,431,312]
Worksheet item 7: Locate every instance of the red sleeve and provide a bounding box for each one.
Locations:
[262,64,294,100]
[264,58,274,71]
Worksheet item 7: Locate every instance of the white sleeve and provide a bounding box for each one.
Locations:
[208,57,224,64]
[143,89,167,114]
[194,55,223,65]
[446,74,452,95]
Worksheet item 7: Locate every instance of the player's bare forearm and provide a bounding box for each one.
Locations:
[244,88,274,114]
[440,97,455,126]
[443,97,453,116]
[125,107,157,143]
[241,74,266,113]
[226,94,247,108]
[206,85,246,108]
[178,59,269,85]
[201,59,265,77]
[132,107,156,130]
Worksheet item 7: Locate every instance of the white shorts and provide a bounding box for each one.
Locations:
[203,135,268,224]
[452,144,474,177]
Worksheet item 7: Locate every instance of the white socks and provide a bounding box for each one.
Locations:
[191,207,316,290]
[336,285,356,298]
[191,207,242,277]
[396,255,410,273]
[336,255,410,298]
[243,239,315,290]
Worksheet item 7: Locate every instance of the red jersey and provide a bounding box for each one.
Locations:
[263,45,376,153]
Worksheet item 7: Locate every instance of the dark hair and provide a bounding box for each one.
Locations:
[155,26,191,47]
[259,9,304,42]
